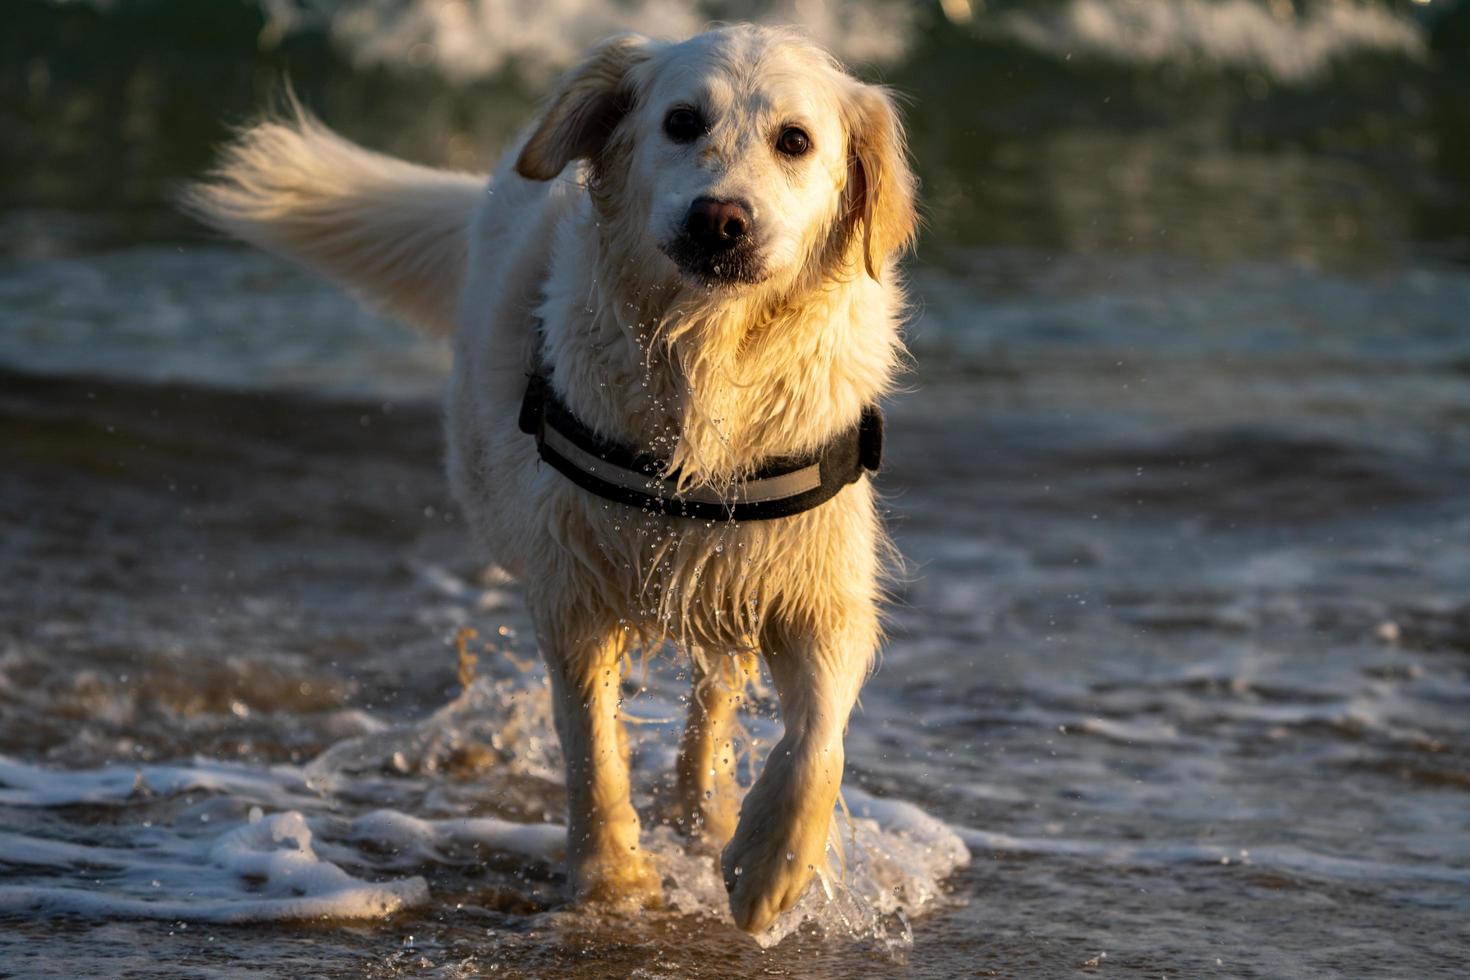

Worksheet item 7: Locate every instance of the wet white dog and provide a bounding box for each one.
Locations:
[191,24,915,934]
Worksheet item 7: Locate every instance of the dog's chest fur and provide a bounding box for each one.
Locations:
[528,214,897,647]
[538,217,899,480]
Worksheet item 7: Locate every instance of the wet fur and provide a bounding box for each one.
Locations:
[190,25,916,934]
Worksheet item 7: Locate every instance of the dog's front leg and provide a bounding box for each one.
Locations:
[721,607,877,933]
[536,610,661,907]
[674,649,757,846]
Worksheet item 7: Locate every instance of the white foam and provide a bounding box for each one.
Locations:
[343,809,566,865]
[0,755,322,809]
[0,831,137,870]
[0,673,968,946]
[262,0,915,84]
[649,786,970,950]
[809,789,972,946]
[0,807,428,923]
[252,0,1426,87]
[998,0,1424,83]
[303,673,562,787]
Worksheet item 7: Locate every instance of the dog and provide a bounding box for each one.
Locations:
[188,23,916,934]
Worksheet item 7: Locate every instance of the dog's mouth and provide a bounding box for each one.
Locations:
[661,237,767,287]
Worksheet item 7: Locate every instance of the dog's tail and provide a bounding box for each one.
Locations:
[185,101,484,337]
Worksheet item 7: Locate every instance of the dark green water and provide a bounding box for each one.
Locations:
[3,2,1470,977]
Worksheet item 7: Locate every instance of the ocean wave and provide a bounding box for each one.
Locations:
[956,824,1470,888]
[0,247,450,400]
[994,0,1425,82]
[259,0,917,83]
[267,0,1429,85]
[51,0,1425,85]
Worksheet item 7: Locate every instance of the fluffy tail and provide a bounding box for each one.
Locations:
[185,103,484,336]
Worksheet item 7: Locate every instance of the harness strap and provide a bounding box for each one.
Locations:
[518,374,882,521]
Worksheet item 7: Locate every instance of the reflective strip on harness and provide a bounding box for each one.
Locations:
[541,425,823,505]
[518,373,882,522]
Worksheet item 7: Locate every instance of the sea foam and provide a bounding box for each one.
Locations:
[997,0,1424,83]
[254,0,1425,85]
[259,0,916,83]
[0,663,968,947]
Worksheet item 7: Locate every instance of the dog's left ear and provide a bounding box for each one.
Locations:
[844,84,918,280]
[516,34,654,181]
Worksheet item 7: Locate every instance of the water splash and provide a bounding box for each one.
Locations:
[0,669,967,949]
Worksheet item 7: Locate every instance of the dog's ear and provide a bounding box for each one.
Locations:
[515,34,653,181]
[844,84,918,280]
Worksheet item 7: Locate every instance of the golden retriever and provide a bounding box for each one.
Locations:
[189,23,916,934]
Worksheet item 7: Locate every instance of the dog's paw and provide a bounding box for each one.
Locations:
[568,848,664,910]
[719,782,832,934]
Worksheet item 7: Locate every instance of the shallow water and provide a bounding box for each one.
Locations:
[4,245,1469,976]
[5,1,1470,977]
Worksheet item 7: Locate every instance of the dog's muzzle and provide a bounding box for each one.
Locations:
[663,196,764,285]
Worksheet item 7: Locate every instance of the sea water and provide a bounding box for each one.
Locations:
[2,1,1468,976]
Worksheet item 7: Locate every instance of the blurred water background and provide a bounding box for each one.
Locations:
[2,1,1469,976]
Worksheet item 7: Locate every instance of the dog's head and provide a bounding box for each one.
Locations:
[515,26,916,291]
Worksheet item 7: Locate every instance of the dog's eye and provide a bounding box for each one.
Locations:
[776,127,810,157]
[664,108,704,144]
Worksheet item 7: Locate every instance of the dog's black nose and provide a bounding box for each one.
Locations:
[684,197,751,250]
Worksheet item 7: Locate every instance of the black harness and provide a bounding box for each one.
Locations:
[518,373,882,521]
